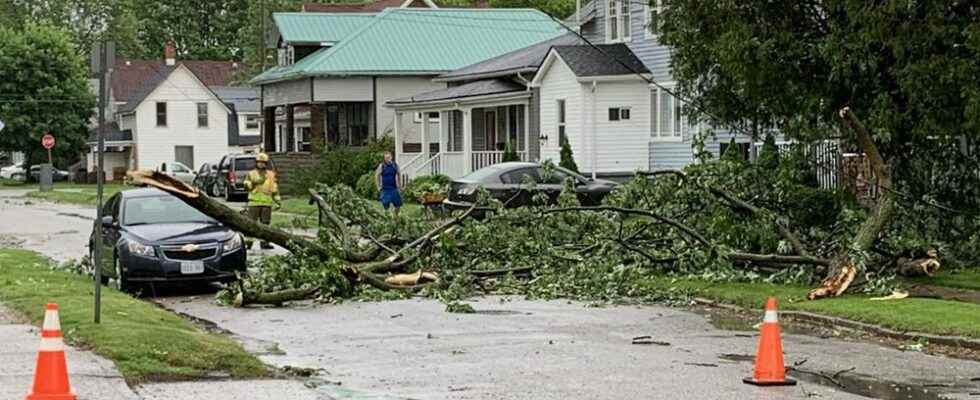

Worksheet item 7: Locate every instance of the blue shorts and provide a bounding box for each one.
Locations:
[380,188,403,209]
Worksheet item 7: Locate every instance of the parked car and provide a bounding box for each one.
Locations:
[447,162,619,208]
[211,154,275,201]
[88,188,246,292]
[1,162,25,181]
[192,162,218,194]
[28,165,70,182]
[158,161,196,185]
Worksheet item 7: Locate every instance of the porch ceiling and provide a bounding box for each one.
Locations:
[386,78,528,109]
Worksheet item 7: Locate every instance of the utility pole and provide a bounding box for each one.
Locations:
[93,41,113,324]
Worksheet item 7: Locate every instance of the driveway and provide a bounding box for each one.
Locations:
[3,192,980,399]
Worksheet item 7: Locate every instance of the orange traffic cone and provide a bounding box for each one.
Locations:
[743,297,796,386]
[25,303,77,400]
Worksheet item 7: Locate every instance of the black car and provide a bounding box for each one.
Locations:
[211,154,275,201]
[89,188,246,292]
[448,162,618,207]
[192,162,218,194]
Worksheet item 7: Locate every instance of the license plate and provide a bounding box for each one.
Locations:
[180,261,205,275]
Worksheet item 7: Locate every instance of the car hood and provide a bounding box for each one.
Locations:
[123,223,234,244]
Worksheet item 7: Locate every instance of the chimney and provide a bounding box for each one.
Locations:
[164,41,176,66]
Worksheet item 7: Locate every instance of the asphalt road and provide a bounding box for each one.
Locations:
[2,190,980,400]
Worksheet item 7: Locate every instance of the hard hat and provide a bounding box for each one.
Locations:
[256,153,270,162]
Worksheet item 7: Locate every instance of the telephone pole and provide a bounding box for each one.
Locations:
[93,41,114,324]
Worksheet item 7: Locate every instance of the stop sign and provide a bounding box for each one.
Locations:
[42,134,55,150]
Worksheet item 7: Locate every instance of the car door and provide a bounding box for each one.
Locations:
[214,156,230,192]
[536,167,570,203]
[97,194,121,277]
[499,168,539,206]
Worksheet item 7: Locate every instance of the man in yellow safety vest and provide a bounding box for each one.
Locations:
[243,153,281,249]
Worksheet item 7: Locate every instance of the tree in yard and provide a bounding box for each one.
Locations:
[1,0,144,58]
[660,0,980,298]
[0,26,96,168]
[502,141,520,162]
[558,136,579,173]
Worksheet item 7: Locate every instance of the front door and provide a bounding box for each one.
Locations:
[326,104,340,145]
[484,111,497,151]
[175,146,194,170]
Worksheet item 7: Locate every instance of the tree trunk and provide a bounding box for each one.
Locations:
[808,107,896,300]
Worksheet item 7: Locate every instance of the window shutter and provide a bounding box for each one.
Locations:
[651,90,659,136]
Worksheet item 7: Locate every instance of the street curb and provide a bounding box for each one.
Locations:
[692,297,980,351]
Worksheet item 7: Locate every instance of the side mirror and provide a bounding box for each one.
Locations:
[100,216,115,228]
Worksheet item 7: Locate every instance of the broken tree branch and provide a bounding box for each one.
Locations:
[544,206,711,246]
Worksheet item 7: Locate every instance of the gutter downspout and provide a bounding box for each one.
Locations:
[591,80,597,180]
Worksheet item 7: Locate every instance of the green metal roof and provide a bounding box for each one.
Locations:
[253,8,565,84]
[273,12,376,44]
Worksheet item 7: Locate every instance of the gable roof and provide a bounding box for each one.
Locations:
[551,44,649,77]
[388,78,525,106]
[112,59,241,103]
[252,8,565,84]
[273,13,376,45]
[117,64,234,115]
[438,33,584,82]
[302,0,438,13]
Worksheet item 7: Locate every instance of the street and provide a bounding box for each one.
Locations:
[1,192,979,399]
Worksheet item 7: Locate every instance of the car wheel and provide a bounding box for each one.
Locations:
[110,256,130,292]
[10,172,25,182]
[209,182,220,197]
[224,183,234,202]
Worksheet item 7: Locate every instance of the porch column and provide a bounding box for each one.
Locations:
[463,108,473,173]
[285,105,295,153]
[421,112,430,161]
[523,103,531,160]
[394,111,404,162]
[310,103,324,151]
[262,106,276,152]
[439,111,448,155]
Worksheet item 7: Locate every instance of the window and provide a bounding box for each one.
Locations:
[557,99,567,144]
[608,107,631,121]
[245,115,260,130]
[196,103,208,128]
[413,112,441,123]
[345,103,371,146]
[651,87,686,140]
[646,0,663,38]
[156,102,167,126]
[295,127,312,152]
[606,0,631,42]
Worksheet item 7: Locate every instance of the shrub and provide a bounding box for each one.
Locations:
[559,136,579,173]
[285,137,394,194]
[403,174,451,203]
[502,142,519,162]
[355,172,379,200]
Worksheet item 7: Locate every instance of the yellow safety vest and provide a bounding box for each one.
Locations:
[244,169,280,206]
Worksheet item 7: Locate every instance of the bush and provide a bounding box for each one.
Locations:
[355,172,379,200]
[403,174,451,203]
[502,142,519,162]
[559,136,579,173]
[285,137,394,195]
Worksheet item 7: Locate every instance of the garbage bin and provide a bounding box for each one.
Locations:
[39,163,53,192]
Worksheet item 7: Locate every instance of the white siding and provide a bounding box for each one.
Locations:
[587,80,650,173]
[133,67,230,171]
[263,79,311,107]
[313,77,373,102]
[537,57,583,166]
[376,76,445,145]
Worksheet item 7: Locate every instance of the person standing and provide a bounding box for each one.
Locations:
[375,151,402,218]
[243,153,281,249]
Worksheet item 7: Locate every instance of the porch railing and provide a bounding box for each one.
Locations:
[399,152,426,182]
[472,151,527,171]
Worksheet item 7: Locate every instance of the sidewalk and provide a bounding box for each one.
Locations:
[0,306,139,400]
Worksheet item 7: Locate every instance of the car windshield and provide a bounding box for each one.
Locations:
[123,195,217,226]
[234,158,256,171]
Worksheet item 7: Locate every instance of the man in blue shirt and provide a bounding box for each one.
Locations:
[374,151,402,218]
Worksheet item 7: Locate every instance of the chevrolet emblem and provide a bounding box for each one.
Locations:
[181,244,200,253]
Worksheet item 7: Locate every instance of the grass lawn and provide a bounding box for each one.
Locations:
[906,268,980,292]
[24,183,128,205]
[646,277,980,338]
[0,178,27,188]
[0,248,268,383]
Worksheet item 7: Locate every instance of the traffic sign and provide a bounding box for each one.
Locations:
[42,134,55,149]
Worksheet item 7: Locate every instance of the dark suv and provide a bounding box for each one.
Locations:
[211,154,275,201]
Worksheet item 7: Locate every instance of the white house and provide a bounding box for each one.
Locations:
[87,43,259,180]
[531,44,658,178]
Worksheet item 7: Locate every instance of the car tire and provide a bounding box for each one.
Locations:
[10,172,25,182]
[224,183,233,202]
[110,256,130,293]
[208,182,219,197]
